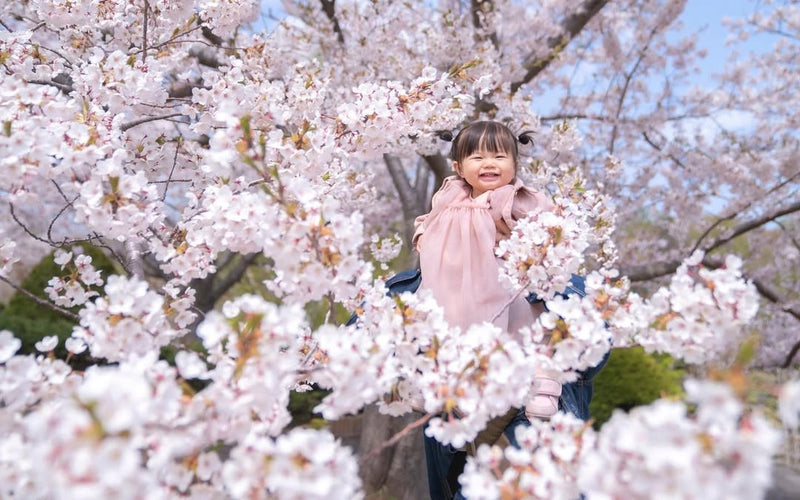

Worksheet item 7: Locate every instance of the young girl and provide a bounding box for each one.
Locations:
[413,121,552,338]
[413,121,561,500]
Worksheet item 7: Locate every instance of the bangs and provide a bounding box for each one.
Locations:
[450,121,518,163]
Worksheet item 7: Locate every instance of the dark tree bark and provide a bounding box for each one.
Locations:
[357,405,429,500]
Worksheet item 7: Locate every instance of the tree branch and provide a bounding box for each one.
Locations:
[0,275,79,321]
[320,0,345,44]
[120,113,183,132]
[208,253,260,302]
[188,253,261,315]
[359,412,433,464]
[510,0,610,93]
[422,153,451,196]
[642,130,688,170]
[26,78,73,94]
[125,240,144,278]
[774,219,800,253]
[609,47,648,155]
[784,342,800,369]
[703,200,800,252]
[621,258,682,282]
[703,259,800,368]
[413,157,431,213]
[471,0,499,48]
[143,0,150,63]
[384,154,420,245]
[623,200,800,281]
[691,170,800,254]
[161,138,182,202]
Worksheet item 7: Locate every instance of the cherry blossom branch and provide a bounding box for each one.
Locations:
[541,113,602,122]
[47,180,79,244]
[358,411,433,464]
[510,0,610,93]
[609,49,647,155]
[642,130,689,170]
[703,200,800,252]
[0,274,79,321]
[189,253,261,313]
[125,240,144,278]
[700,259,800,368]
[690,170,800,254]
[422,153,450,195]
[161,138,182,202]
[27,78,73,94]
[783,342,800,369]
[774,220,800,253]
[760,27,800,42]
[142,0,149,62]
[137,26,204,54]
[12,194,132,277]
[120,113,184,132]
[385,153,424,246]
[208,253,260,302]
[750,275,800,367]
[624,200,800,281]
[542,111,714,123]
[414,157,432,211]
[9,203,50,245]
[319,0,345,44]
[11,197,116,267]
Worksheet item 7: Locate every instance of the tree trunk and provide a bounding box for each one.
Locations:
[357,405,429,500]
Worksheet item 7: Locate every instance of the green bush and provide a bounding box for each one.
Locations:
[0,245,117,362]
[288,388,329,428]
[589,346,684,428]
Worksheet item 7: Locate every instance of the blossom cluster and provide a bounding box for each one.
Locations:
[70,275,181,362]
[627,252,760,364]
[521,270,620,376]
[0,0,797,498]
[459,379,783,500]
[44,249,104,308]
[0,322,364,499]
[578,379,782,500]
[0,238,18,277]
[460,412,593,500]
[322,287,538,448]
[496,205,591,301]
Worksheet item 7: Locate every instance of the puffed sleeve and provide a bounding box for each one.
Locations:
[488,178,554,233]
[412,176,467,251]
[412,212,427,251]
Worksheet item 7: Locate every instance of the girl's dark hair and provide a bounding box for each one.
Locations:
[442,121,533,167]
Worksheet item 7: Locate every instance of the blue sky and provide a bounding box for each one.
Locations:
[678,0,772,75]
[255,0,773,73]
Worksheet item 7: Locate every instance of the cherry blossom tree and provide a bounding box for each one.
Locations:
[0,0,798,499]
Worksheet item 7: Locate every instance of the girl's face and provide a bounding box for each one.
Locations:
[454,148,515,197]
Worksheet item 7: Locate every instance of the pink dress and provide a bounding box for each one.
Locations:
[413,176,553,334]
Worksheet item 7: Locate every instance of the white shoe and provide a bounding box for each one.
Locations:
[524,376,562,420]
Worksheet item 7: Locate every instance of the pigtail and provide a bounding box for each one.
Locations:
[517,130,535,146]
[436,130,455,142]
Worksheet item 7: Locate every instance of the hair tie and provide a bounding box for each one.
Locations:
[436,130,454,142]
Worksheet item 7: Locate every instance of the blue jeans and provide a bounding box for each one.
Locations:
[424,409,530,500]
[423,351,609,500]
